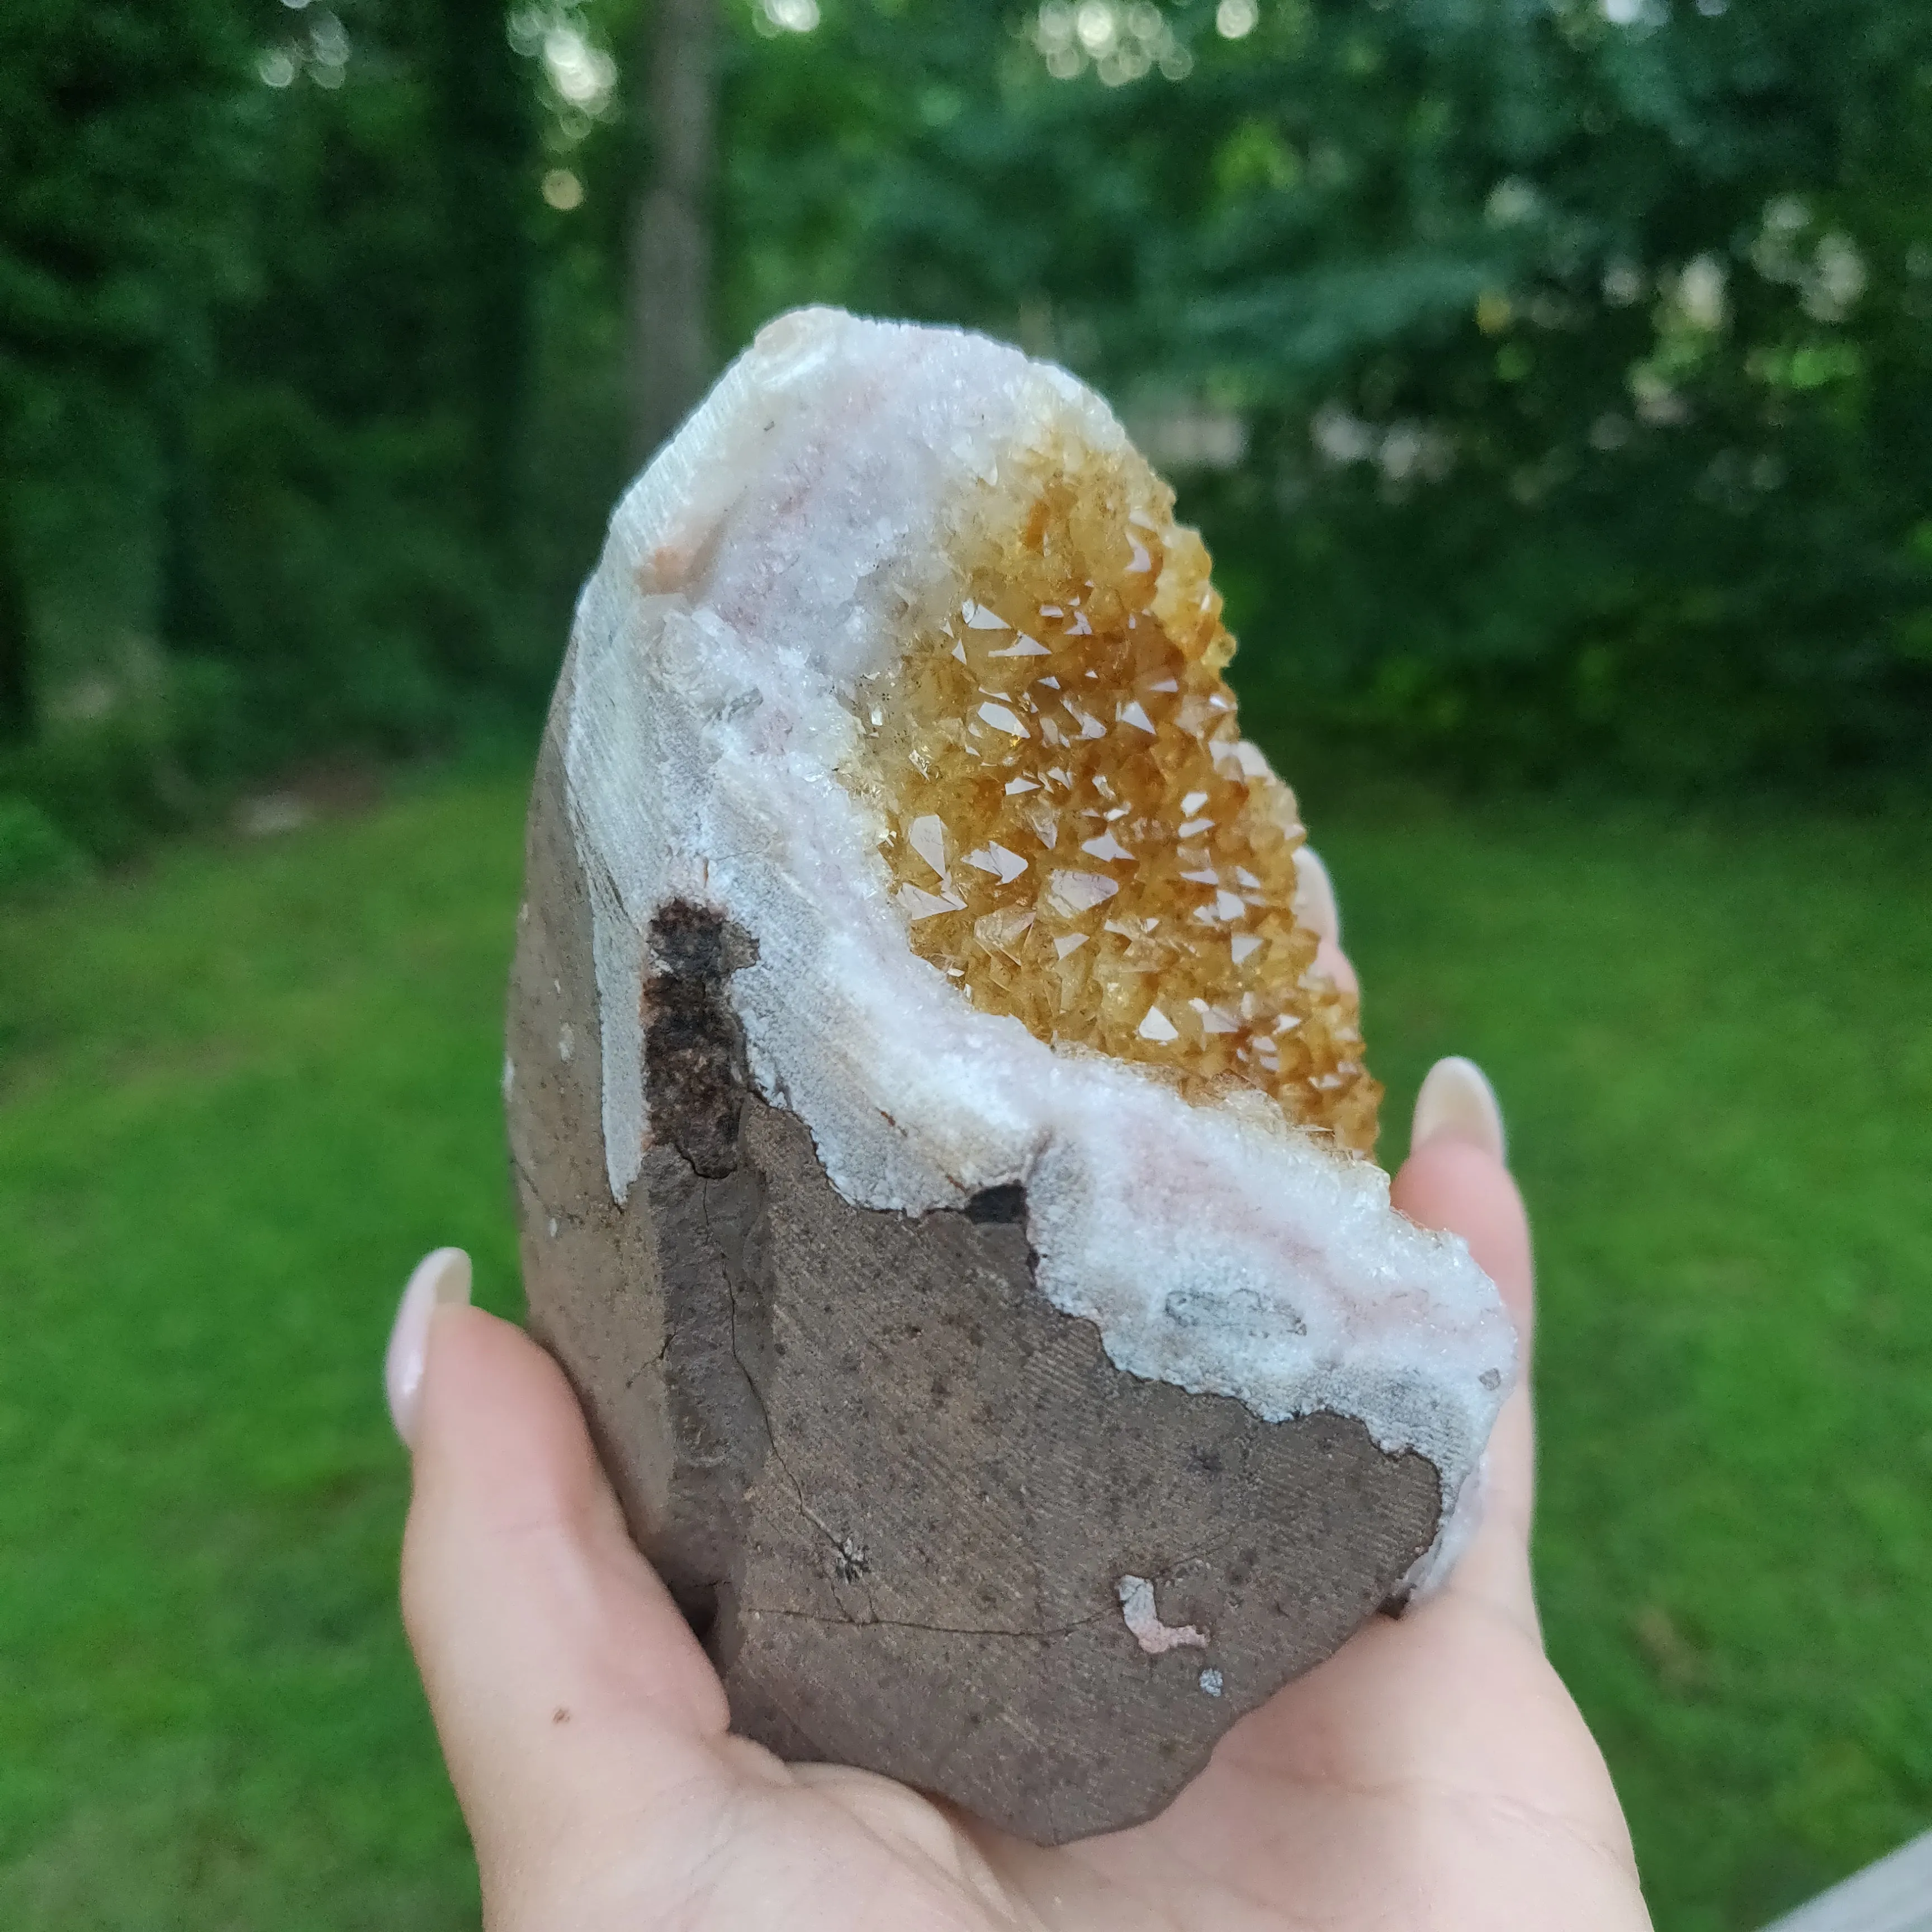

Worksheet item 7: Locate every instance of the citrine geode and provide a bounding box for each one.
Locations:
[505,309,1513,1843]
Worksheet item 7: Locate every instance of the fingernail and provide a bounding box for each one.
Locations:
[1310,935,1360,1001]
[1293,846,1341,947]
[385,1248,472,1448]
[1412,1056,1507,1164]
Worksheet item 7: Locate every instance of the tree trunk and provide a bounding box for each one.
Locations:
[629,0,716,463]
[0,485,35,745]
[434,0,534,544]
[157,400,224,660]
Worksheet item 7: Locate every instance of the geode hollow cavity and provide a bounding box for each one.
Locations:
[505,307,1515,1844]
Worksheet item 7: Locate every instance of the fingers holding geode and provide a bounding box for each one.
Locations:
[1311,935,1359,1000]
[1399,1062,1527,1342]
[400,1303,730,1855]
[1292,844,1341,945]
[1295,845,1360,1000]
[1393,1068,1538,1635]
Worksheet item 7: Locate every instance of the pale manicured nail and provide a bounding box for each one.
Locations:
[1310,935,1360,1001]
[1293,846,1342,946]
[1412,1056,1507,1164]
[385,1248,472,1448]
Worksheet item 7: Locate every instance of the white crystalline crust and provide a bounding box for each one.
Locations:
[564,307,1515,1583]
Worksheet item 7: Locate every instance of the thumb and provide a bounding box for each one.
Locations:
[1390,1060,1541,1640]
[386,1251,729,1873]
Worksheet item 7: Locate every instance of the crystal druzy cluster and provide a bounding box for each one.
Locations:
[848,439,1378,1154]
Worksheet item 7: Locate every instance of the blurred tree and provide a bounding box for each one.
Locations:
[0,492,32,744]
[4,0,1929,851]
[166,0,542,747]
[630,0,718,458]
[689,0,1932,786]
[0,0,255,736]
[431,0,538,544]
[1,0,544,757]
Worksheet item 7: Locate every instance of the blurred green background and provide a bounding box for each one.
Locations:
[1,3,1928,1928]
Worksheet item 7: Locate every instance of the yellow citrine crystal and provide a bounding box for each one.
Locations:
[847,434,1381,1154]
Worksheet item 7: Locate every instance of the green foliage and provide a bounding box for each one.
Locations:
[1,770,1927,1929]
[0,1,254,406]
[173,0,548,753]
[0,0,255,744]
[0,794,88,896]
[0,650,259,866]
[692,0,1932,787]
[3,0,542,855]
[4,0,1929,858]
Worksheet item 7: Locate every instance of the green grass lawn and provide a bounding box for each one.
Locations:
[0,767,1926,1930]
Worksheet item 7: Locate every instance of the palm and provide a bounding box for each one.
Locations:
[400,1135,1651,1931]
[746,1621,1621,1932]
[549,1524,1640,1931]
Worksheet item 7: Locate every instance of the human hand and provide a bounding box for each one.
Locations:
[391,897,1652,1930]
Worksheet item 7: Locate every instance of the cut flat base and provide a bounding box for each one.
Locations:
[508,730,1442,1843]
